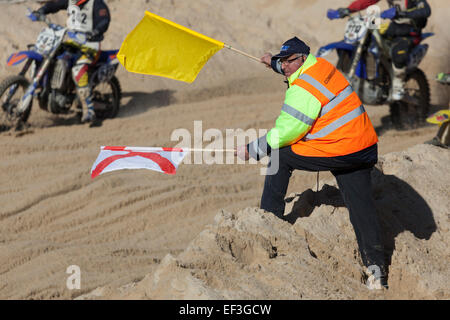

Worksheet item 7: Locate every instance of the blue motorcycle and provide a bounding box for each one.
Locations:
[0,9,121,130]
[317,8,433,128]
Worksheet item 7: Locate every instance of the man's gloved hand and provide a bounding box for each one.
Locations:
[395,10,407,18]
[86,29,100,41]
[32,10,46,22]
[337,8,351,18]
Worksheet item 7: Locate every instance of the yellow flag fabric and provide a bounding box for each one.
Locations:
[117,11,225,83]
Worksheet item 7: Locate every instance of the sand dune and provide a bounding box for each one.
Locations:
[0,0,449,299]
[75,144,449,300]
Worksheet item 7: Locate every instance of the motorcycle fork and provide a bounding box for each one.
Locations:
[347,32,370,79]
[17,52,57,114]
[19,58,33,77]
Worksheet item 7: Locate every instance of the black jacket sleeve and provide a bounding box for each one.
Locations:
[39,0,68,14]
[92,0,111,40]
[402,0,431,20]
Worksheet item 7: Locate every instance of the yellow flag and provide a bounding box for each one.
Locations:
[117,11,225,83]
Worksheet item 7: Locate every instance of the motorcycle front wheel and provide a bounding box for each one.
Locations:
[390,68,430,129]
[0,75,32,132]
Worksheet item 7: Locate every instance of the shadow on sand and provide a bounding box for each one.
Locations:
[283,167,437,273]
[374,103,444,137]
[118,90,176,118]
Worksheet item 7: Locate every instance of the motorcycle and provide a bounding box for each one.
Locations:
[425,73,450,148]
[0,9,121,131]
[317,7,434,129]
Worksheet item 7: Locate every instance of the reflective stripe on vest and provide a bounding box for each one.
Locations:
[281,103,316,126]
[304,105,365,141]
[320,85,353,116]
[298,74,335,100]
[297,72,362,141]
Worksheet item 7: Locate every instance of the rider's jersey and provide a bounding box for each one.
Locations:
[38,0,110,42]
[388,0,431,28]
[67,0,95,34]
[348,0,431,29]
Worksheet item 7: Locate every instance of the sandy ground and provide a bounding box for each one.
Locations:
[0,0,449,299]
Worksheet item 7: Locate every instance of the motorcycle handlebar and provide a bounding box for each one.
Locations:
[26,8,51,26]
[327,7,397,21]
[326,9,342,20]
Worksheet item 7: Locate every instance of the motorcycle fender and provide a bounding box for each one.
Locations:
[316,41,355,57]
[426,110,450,125]
[407,44,428,69]
[7,51,43,66]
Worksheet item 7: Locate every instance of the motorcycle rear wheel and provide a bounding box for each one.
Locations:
[91,76,121,120]
[0,75,32,132]
[390,68,430,129]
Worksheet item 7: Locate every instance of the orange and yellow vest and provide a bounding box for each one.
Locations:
[264,54,378,158]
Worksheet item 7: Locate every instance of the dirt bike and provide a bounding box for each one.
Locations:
[317,7,433,129]
[425,73,450,148]
[0,9,121,131]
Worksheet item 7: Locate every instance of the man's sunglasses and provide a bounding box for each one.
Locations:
[281,55,301,64]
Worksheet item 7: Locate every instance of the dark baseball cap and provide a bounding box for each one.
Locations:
[272,37,310,60]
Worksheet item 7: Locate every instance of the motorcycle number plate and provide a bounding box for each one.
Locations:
[35,27,58,55]
[344,17,367,44]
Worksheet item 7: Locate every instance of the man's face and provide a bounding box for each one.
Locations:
[281,54,305,78]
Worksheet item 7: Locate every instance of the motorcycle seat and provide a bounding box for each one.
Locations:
[96,50,119,64]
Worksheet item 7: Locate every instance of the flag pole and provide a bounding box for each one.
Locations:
[101,146,235,153]
[223,44,261,63]
[186,148,236,153]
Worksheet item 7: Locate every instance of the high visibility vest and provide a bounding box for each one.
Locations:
[291,58,378,157]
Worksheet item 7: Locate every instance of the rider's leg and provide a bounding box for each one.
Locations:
[390,37,412,101]
[72,54,95,123]
[383,23,415,101]
[71,41,100,123]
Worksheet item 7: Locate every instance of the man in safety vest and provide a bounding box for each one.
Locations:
[332,0,431,101]
[33,0,111,124]
[236,37,387,290]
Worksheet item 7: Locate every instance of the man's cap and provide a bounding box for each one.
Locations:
[272,37,310,59]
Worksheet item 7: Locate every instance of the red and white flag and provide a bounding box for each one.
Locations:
[90,146,188,179]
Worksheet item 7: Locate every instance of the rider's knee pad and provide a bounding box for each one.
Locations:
[72,63,90,88]
[391,38,411,68]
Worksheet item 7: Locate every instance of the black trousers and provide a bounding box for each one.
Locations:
[260,144,385,268]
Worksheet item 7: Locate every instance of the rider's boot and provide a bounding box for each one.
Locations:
[77,86,96,123]
[365,264,388,290]
[391,65,406,101]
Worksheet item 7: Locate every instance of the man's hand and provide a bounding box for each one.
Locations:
[86,29,100,41]
[32,10,46,22]
[260,53,273,69]
[337,8,351,18]
[235,145,249,161]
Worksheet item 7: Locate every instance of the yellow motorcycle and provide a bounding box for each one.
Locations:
[425,73,449,148]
